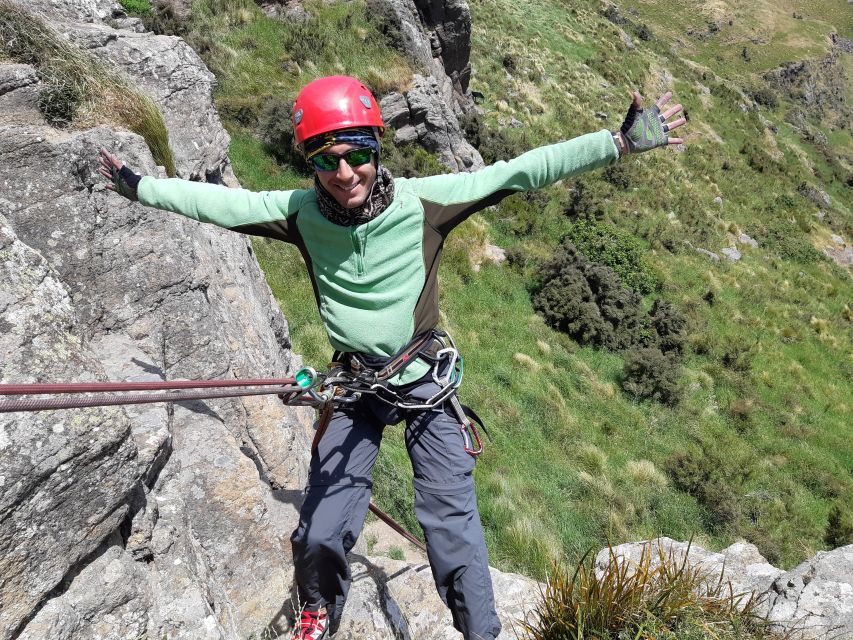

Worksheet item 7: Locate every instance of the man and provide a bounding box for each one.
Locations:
[100,75,686,639]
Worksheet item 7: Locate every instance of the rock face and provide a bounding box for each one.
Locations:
[765,545,853,639]
[1,2,313,638]
[370,0,484,170]
[764,37,852,130]
[381,74,483,171]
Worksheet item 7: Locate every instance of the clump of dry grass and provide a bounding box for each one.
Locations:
[518,541,777,640]
[0,1,176,175]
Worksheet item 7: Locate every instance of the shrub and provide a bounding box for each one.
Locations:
[563,176,607,220]
[533,240,652,351]
[381,136,446,178]
[621,346,682,405]
[256,96,312,174]
[749,86,779,109]
[666,443,752,531]
[36,70,84,126]
[459,111,530,164]
[740,140,774,173]
[119,0,151,15]
[141,2,188,37]
[825,502,853,548]
[494,190,552,237]
[565,219,659,294]
[364,0,407,53]
[650,299,687,354]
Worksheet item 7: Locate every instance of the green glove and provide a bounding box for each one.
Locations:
[617,101,670,154]
[110,165,141,201]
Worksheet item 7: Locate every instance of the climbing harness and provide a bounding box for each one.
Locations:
[316,329,487,456]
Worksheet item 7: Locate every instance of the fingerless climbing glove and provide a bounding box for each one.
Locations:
[110,165,142,201]
[616,102,670,154]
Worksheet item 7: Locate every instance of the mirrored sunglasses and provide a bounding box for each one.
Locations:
[311,147,375,172]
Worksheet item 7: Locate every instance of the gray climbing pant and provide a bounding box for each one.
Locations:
[291,373,501,639]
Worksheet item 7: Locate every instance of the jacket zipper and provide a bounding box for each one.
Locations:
[351,226,366,276]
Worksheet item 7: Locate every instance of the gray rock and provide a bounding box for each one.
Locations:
[595,111,608,120]
[831,234,844,245]
[17,534,153,640]
[371,0,474,107]
[0,213,140,639]
[824,245,853,267]
[714,195,723,206]
[0,64,38,96]
[722,247,742,262]
[484,243,507,265]
[738,233,759,248]
[696,247,721,262]
[382,74,484,172]
[509,117,523,128]
[766,545,853,639]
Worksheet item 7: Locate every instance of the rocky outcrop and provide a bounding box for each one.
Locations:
[764,35,852,130]
[1,2,312,638]
[369,0,484,170]
[599,538,853,639]
[381,74,483,171]
[766,545,853,639]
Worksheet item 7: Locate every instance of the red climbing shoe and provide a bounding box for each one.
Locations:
[291,608,328,640]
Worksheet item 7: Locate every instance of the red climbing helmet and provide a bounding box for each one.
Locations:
[292,76,385,145]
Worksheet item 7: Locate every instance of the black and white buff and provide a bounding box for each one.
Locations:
[314,165,395,226]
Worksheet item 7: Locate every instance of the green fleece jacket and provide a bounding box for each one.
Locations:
[138,129,619,383]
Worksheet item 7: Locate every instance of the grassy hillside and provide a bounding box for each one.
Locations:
[140,0,852,577]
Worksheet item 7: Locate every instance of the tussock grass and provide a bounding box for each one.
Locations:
[0,1,176,175]
[519,541,778,640]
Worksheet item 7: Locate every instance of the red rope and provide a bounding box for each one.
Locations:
[0,379,308,413]
[0,378,297,395]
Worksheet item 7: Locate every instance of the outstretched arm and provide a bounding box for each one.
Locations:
[411,90,687,236]
[98,149,307,234]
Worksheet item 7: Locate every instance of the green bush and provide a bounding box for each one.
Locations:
[825,502,853,548]
[256,96,312,174]
[666,443,752,531]
[749,85,779,109]
[119,0,151,15]
[381,137,446,178]
[533,240,652,350]
[565,219,659,294]
[494,190,552,237]
[621,346,682,405]
[650,299,687,354]
[459,111,530,164]
[563,176,607,220]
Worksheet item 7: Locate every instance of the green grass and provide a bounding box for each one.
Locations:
[176,0,852,580]
[119,0,151,15]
